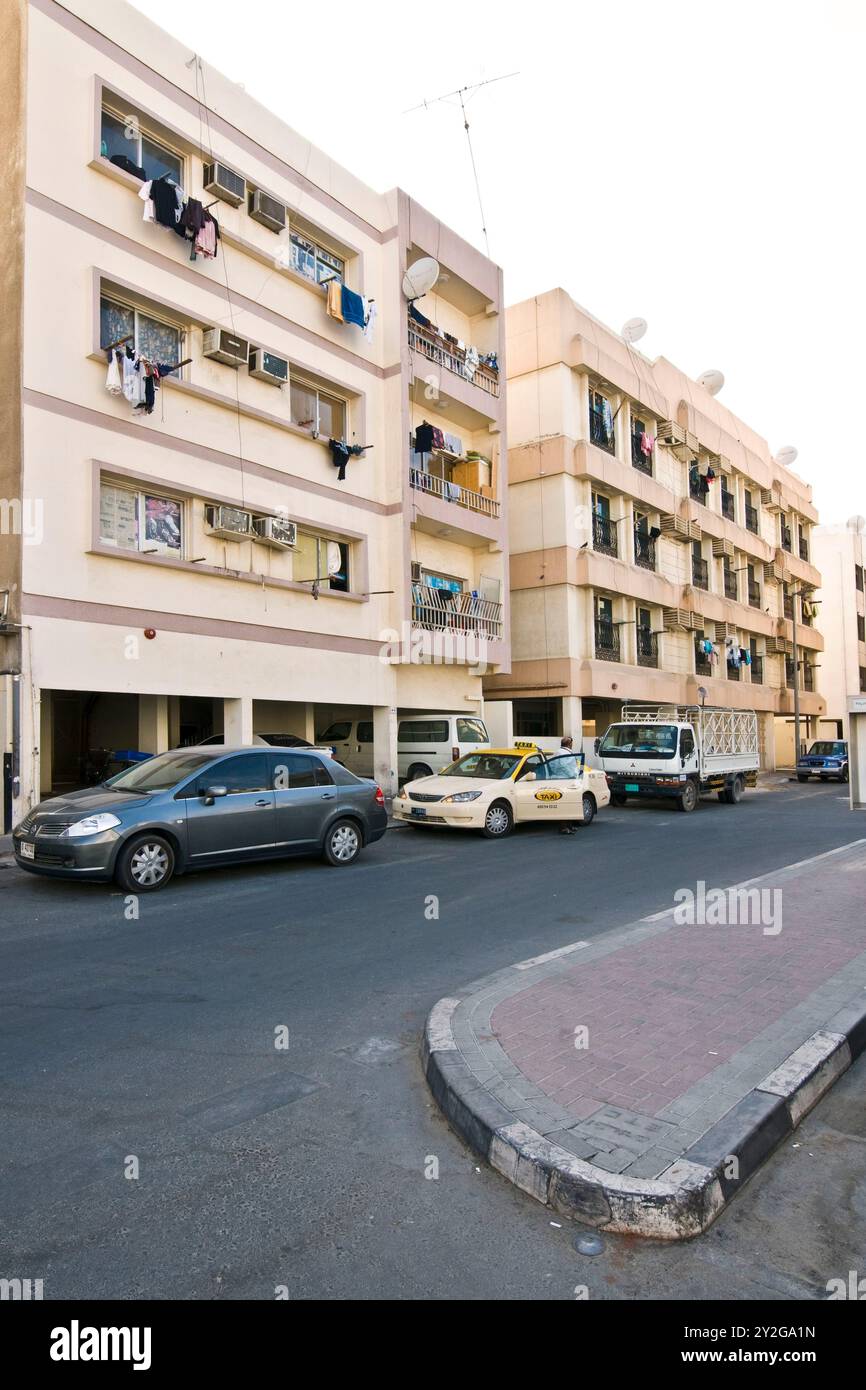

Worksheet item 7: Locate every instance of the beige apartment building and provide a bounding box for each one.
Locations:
[811,521,866,742]
[484,289,824,766]
[0,0,509,829]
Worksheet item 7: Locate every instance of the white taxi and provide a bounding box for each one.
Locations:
[392,746,610,838]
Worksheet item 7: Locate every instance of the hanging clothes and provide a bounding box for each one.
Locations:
[414,422,434,454]
[122,354,144,408]
[640,431,655,456]
[409,303,431,329]
[341,284,366,329]
[149,175,185,234]
[110,153,146,180]
[326,280,344,322]
[431,427,446,451]
[138,180,155,223]
[181,199,220,261]
[362,298,377,345]
[105,352,123,396]
[329,438,351,480]
[462,346,479,382]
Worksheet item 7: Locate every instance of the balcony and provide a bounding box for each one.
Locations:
[595,617,620,662]
[748,580,762,609]
[751,655,764,684]
[411,584,503,640]
[407,324,499,398]
[634,530,656,571]
[721,490,735,521]
[783,595,794,620]
[781,527,792,553]
[727,661,741,681]
[799,537,809,561]
[745,504,759,534]
[636,627,658,668]
[409,466,500,519]
[724,570,738,601]
[593,514,618,557]
[692,557,709,590]
[695,648,713,677]
[689,472,706,505]
[589,407,615,455]
[631,432,653,476]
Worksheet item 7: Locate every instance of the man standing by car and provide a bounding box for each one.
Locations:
[557,736,577,835]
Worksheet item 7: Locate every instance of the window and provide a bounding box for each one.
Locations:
[856,565,864,593]
[398,720,449,744]
[680,730,695,759]
[538,754,581,780]
[288,231,344,285]
[290,378,346,438]
[101,107,183,184]
[100,295,181,364]
[318,721,352,742]
[201,753,270,794]
[514,754,545,780]
[858,615,865,643]
[357,722,374,744]
[292,531,350,593]
[456,718,488,744]
[99,481,183,558]
[270,753,332,789]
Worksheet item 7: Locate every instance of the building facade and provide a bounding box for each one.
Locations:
[484,290,824,765]
[811,521,866,744]
[0,0,509,830]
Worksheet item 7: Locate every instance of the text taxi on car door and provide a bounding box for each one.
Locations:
[391,746,610,838]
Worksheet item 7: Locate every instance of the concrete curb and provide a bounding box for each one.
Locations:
[422,992,866,1240]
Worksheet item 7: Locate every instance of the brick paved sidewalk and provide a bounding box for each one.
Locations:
[451,839,866,1182]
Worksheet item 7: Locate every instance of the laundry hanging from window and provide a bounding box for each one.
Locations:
[328,438,370,482]
[105,343,181,416]
[139,177,219,260]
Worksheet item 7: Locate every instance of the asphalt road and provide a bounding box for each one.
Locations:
[0,780,863,1300]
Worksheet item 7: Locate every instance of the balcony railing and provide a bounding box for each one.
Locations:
[411,584,502,640]
[636,628,658,668]
[589,407,615,455]
[634,531,656,571]
[631,433,653,475]
[595,618,620,662]
[799,537,809,561]
[785,659,796,688]
[727,661,741,681]
[783,595,794,620]
[748,580,762,609]
[407,325,500,398]
[781,527,792,553]
[750,655,764,684]
[409,466,500,519]
[724,570,738,600]
[689,475,706,505]
[593,514,618,557]
[692,557,709,590]
[745,504,759,534]
[721,491,735,521]
[695,645,713,676]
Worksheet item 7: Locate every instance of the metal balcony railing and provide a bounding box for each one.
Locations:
[727,661,741,681]
[411,583,503,639]
[631,433,652,475]
[745,504,759,534]
[407,325,500,398]
[593,514,618,557]
[689,475,706,505]
[589,407,615,454]
[721,491,735,521]
[748,580,762,609]
[724,570,738,600]
[799,537,809,561]
[750,656,764,684]
[695,647,713,677]
[781,527,792,553]
[409,466,500,518]
[634,531,656,571]
[692,557,709,590]
[595,618,620,662]
[636,628,658,668]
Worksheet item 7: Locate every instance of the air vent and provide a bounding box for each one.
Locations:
[205,505,252,539]
[203,161,245,206]
[202,328,250,368]
[411,561,422,582]
[252,516,297,548]
[248,348,288,386]
[248,189,286,233]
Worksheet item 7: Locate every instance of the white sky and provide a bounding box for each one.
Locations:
[133,0,865,522]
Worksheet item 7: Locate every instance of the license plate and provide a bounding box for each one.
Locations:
[411,807,427,819]
[625,783,640,792]
[19,841,35,859]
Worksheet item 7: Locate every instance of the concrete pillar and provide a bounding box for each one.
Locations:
[138,695,170,755]
[758,710,776,770]
[39,688,53,794]
[303,702,316,742]
[223,697,253,746]
[561,696,584,743]
[482,699,513,747]
[372,703,398,798]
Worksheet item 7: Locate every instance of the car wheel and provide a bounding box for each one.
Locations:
[482,800,513,839]
[841,768,849,783]
[723,774,744,805]
[580,793,596,825]
[115,835,175,893]
[611,793,627,807]
[407,763,433,781]
[677,780,698,813]
[797,774,809,783]
[322,818,362,866]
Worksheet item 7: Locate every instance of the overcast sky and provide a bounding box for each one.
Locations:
[134,0,864,523]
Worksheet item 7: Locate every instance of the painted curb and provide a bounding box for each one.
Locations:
[422,991,866,1240]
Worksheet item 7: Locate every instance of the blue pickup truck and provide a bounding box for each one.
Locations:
[797,740,849,783]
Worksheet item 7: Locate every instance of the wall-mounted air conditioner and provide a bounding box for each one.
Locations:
[202,328,250,368]
[248,348,288,386]
[252,516,297,549]
[203,161,245,206]
[205,504,253,539]
[410,561,422,582]
[248,189,286,233]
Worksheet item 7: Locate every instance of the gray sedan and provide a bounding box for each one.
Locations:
[12,747,388,892]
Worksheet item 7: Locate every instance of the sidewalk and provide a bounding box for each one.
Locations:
[424,838,866,1239]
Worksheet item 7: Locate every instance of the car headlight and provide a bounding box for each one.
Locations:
[441,790,482,804]
[64,813,122,838]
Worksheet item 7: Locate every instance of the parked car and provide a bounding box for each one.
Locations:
[12,747,387,891]
[196,732,336,756]
[317,713,490,780]
[797,740,849,783]
[392,746,610,838]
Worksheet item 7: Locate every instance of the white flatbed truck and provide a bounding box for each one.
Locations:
[596,704,760,812]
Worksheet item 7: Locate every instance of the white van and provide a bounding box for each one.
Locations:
[317,713,490,781]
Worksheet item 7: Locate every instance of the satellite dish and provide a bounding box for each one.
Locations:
[621,317,647,344]
[698,369,724,396]
[402,257,440,300]
[775,446,798,468]
[847,515,866,534]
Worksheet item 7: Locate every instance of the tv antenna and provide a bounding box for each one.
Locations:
[404,72,519,258]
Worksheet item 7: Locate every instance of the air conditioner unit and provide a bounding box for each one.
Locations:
[411,561,422,582]
[205,504,253,539]
[248,189,286,233]
[202,328,250,368]
[252,515,297,549]
[248,347,288,386]
[712,537,734,558]
[203,161,245,207]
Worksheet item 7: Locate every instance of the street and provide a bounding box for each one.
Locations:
[0,779,863,1300]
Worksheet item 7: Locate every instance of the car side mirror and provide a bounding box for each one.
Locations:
[202,784,228,806]
[594,738,601,754]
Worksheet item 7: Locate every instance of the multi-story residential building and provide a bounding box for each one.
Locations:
[811,520,866,743]
[0,0,508,831]
[483,289,824,766]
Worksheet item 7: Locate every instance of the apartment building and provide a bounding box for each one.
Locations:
[483,289,824,766]
[0,0,508,830]
[811,520,866,743]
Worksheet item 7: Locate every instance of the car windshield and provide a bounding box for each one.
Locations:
[807,742,846,757]
[104,750,214,792]
[443,753,522,779]
[599,724,679,759]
